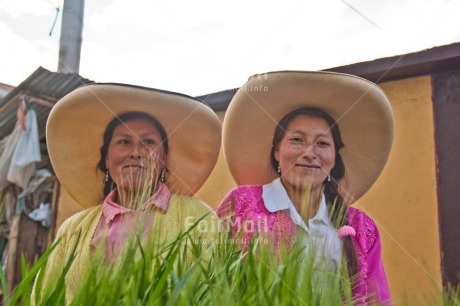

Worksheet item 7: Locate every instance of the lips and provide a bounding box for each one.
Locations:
[295,164,320,169]
[123,164,145,169]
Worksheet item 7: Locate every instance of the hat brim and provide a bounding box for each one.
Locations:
[223,71,394,204]
[47,83,221,209]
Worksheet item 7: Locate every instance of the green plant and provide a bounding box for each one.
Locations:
[3,223,460,305]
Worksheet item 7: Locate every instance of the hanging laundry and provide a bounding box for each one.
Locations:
[28,203,51,228]
[0,123,22,189]
[6,104,42,189]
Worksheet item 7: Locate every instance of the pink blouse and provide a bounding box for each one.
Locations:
[217,185,392,305]
[91,182,171,260]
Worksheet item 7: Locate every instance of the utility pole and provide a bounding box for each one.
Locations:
[58,0,85,73]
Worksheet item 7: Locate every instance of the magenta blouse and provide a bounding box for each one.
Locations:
[217,185,392,305]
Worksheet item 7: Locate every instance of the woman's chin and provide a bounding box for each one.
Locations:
[118,177,153,193]
[287,176,325,192]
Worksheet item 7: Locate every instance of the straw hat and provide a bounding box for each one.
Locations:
[223,71,394,204]
[47,83,221,209]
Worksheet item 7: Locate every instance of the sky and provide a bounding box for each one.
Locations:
[0,0,459,96]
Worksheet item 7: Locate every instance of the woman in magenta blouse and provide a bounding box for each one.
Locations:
[217,71,393,305]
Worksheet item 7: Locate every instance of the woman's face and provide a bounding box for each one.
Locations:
[105,119,166,192]
[275,115,336,193]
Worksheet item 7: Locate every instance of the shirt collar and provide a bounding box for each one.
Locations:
[101,182,171,224]
[262,178,291,212]
[311,195,333,227]
[262,178,332,226]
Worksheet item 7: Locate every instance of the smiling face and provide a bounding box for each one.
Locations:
[274,115,336,194]
[105,118,166,193]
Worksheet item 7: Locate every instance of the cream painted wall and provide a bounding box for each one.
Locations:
[356,76,442,304]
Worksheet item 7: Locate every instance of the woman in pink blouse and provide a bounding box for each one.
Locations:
[217,71,393,305]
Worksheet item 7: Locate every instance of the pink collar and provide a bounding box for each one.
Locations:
[101,182,171,224]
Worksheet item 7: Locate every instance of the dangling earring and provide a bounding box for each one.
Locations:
[327,174,331,182]
[105,170,109,183]
[277,165,281,174]
[160,168,165,182]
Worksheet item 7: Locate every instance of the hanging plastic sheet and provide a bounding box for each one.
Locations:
[28,203,51,228]
[19,169,53,215]
[6,104,42,189]
[0,123,22,189]
[18,169,52,198]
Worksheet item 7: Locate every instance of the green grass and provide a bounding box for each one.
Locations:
[1,219,459,306]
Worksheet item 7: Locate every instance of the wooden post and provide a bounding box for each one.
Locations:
[47,177,61,243]
[5,215,48,292]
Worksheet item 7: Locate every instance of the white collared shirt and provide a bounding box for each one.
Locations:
[262,178,343,269]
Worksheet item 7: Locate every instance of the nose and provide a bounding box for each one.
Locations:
[301,143,317,159]
[130,143,143,159]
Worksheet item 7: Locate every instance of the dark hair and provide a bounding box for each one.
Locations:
[97,111,169,196]
[270,107,358,278]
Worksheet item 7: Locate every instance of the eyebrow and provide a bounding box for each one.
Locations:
[288,129,332,138]
[112,132,160,138]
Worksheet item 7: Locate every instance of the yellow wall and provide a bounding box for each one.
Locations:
[56,187,84,229]
[195,111,236,208]
[355,76,442,304]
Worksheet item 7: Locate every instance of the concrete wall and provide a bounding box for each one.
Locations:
[358,76,442,304]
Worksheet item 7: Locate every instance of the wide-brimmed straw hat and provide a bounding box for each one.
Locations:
[223,71,394,204]
[47,83,221,209]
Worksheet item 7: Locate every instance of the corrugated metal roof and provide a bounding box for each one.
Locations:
[0,83,14,99]
[196,88,237,112]
[0,66,93,140]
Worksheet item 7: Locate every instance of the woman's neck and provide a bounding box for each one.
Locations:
[116,182,159,209]
[281,179,323,221]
